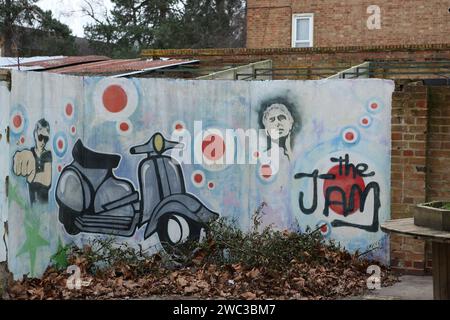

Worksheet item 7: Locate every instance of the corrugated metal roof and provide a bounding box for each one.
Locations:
[1,55,199,77]
[47,58,198,76]
[15,55,111,70]
[0,56,64,68]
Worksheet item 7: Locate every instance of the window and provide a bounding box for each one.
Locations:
[292,14,314,48]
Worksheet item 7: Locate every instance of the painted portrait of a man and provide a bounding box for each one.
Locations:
[259,98,300,161]
[13,119,52,205]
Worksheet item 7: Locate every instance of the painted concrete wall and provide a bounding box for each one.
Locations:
[0,82,9,263]
[5,71,394,279]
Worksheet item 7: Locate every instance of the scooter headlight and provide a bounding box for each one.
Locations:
[154,133,165,154]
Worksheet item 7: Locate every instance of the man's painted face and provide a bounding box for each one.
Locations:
[264,106,294,140]
[35,127,50,150]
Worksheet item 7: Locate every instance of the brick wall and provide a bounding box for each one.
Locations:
[143,44,450,78]
[390,84,430,275]
[422,86,450,275]
[391,84,428,220]
[247,0,450,49]
[427,87,450,201]
[247,3,292,48]
[390,85,450,275]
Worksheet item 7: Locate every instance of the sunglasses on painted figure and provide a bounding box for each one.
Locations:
[38,134,49,143]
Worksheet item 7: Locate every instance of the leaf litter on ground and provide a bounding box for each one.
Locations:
[6,213,399,300]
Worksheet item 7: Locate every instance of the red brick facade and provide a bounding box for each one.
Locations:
[390,84,429,275]
[428,87,450,201]
[246,0,450,49]
[390,85,450,275]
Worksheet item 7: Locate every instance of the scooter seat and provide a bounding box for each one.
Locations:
[73,139,121,169]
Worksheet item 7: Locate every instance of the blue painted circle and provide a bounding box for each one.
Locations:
[366,98,384,114]
[340,126,361,145]
[53,132,68,158]
[359,115,373,128]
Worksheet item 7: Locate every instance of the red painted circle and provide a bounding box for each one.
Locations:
[261,165,272,179]
[20,137,25,144]
[202,134,225,161]
[57,140,64,150]
[66,103,73,117]
[102,85,128,113]
[194,174,203,184]
[321,225,328,233]
[254,151,260,158]
[119,122,130,132]
[208,182,215,189]
[371,103,378,110]
[362,118,369,125]
[323,165,366,215]
[71,126,76,133]
[13,115,22,128]
[175,124,183,131]
[345,132,355,141]
[58,165,62,173]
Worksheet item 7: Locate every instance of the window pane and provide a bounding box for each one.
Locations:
[295,42,311,48]
[296,18,310,41]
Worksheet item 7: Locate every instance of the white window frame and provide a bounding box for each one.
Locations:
[292,13,314,48]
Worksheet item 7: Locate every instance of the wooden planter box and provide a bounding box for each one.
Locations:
[414,201,450,231]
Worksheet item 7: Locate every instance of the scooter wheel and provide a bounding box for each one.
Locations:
[157,213,203,256]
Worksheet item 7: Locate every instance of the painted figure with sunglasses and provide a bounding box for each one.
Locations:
[13,119,53,205]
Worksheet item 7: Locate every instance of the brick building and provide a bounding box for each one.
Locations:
[246,0,450,49]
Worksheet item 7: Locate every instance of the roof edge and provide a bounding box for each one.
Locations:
[142,43,450,58]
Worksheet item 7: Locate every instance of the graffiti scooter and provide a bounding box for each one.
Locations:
[56,133,219,251]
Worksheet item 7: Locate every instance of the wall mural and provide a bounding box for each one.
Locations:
[3,71,394,279]
[55,133,219,253]
[13,119,53,205]
[258,97,300,161]
[0,82,9,263]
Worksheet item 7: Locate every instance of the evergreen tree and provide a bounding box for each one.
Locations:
[84,0,180,58]
[0,0,77,57]
[84,0,246,58]
[178,0,246,48]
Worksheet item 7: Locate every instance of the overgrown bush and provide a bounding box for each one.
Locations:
[59,238,177,279]
[54,206,361,275]
[190,216,344,273]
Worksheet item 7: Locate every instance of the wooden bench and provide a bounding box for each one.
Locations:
[381,218,450,300]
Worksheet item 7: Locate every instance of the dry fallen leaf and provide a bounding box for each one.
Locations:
[247,268,260,279]
[176,277,188,287]
[241,292,257,300]
[184,286,199,294]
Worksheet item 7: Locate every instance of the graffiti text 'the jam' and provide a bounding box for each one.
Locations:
[295,154,380,232]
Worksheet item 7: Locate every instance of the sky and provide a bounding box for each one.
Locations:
[37,0,113,37]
